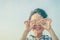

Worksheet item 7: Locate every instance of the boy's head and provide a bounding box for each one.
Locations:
[29,8,48,34]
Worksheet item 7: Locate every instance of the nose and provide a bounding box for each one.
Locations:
[35,21,40,25]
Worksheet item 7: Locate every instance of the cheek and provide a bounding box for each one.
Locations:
[41,27,44,31]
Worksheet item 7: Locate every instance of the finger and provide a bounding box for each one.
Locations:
[40,23,45,28]
[24,20,30,27]
[24,20,30,24]
[30,23,35,29]
[45,18,52,21]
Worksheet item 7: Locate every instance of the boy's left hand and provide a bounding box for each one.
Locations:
[40,18,52,30]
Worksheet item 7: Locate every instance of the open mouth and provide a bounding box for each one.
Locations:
[33,25,41,30]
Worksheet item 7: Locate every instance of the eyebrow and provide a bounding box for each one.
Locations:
[31,19,41,21]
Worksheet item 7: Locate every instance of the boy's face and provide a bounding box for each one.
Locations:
[30,13,44,34]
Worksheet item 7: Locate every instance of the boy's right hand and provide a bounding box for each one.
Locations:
[24,20,34,32]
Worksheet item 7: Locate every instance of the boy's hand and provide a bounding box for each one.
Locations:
[40,18,52,30]
[24,20,34,32]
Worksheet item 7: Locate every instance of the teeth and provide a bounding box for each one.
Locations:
[33,25,41,30]
[36,27,39,29]
[35,26,41,30]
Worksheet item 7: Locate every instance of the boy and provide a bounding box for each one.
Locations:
[20,8,59,40]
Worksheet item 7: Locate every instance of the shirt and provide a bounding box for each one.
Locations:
[26,35,52,40]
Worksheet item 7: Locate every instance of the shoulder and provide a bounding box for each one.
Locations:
[42,35,52,40]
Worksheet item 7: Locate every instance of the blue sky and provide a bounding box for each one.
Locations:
[0,0,60,40]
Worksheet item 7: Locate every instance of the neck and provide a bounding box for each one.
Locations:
[34,32,42,38]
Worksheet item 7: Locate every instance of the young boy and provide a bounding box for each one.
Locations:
[20,8,59,40]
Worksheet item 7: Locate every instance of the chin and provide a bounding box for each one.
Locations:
[35,30,43,34]
[32,29,44,34]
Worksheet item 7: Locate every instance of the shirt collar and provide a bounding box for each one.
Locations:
[29,34,45,39]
